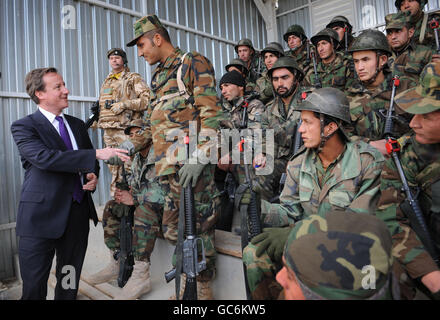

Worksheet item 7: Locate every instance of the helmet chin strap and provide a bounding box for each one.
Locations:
[317,114,339,153]
[363,52,386,86]
[274,79,299,99]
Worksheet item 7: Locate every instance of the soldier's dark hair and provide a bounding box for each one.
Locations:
[25,67,59,104]
[313,112,346,141]
[144,27,172,45]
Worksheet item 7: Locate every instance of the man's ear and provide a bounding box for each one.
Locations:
[408,26,415,39]
[35,90,45,101]
[153,33,162,47]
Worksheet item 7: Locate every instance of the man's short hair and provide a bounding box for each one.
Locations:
[144,27,171,45]
[25,67,58,104]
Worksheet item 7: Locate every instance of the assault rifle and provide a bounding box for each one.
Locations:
[235,99,262,300]
[115,164,135,288]
[85,100,100,129]
[164,136,207,300]
[384,76,440,266]
[429,17,440,53]
[310,47,322,89]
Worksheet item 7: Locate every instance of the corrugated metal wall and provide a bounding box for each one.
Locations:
[355,0,440,33]
[276,0,313,50]
[0,0,267,281]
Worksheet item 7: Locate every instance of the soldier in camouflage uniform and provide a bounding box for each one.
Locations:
[326,16,356,54]
[243,88,385,299]
[216,71,265,232]
[283,24,312,78]
[395,0,440,50]
[376,61,440,300]
[252,56,307,202]
[346,29,413,156]
[385,11,435,86]
[255,42,285,104]
[96,48,150,196]
[235,38,266,84]
[276,211,396,300]
[304,28,355,91]
[225,58,256,93]
[126,14,222,299]
[87,119,165,300]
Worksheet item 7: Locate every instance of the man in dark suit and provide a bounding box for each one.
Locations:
[10,67,130,300]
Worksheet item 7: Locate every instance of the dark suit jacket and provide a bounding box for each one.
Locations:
[11,109,100,239]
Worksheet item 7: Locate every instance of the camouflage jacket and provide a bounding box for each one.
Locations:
[261,140,385,227]
[145,47,222,176]
[129,146,165,206]
[391,40,434,86]
[97,67,150,129]
[412,10,440,50]
[284,43,312,78]
[219,93,264,131]
[255,71,273,104]
[346,72,413,141]
[376,132,440,278]
[246,53,266,84]
[304,51,354,91]
[261,87,307,160]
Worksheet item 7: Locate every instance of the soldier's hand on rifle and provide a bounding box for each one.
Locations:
[369,139,389,157]
[110,101,126,115]
[421,270,440,296]
[83,173,98,191]
[253,153,266,169]
[251,227,292,262]
[178,161,206,188]
[114,188,134,206]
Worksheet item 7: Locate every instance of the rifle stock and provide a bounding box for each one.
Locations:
[164,136,206,300]
[116,165,135,288]
[85,100,100,129]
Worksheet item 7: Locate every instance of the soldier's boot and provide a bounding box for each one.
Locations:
[168,275,214,300]
[85,250,119,285]
[113,261,151,300]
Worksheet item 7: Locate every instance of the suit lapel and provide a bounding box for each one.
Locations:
[33,110,68,151]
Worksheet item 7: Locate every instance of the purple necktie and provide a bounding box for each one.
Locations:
[56,116,84,203]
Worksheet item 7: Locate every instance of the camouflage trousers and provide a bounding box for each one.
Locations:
[102,164,221,281]
[242,242,283,300]
[159,165,221,281]
[102,128,132,197]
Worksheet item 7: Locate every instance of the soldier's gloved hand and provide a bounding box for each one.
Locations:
[178,162,206,188]
[119,140,136,156]
[110,101,126,115]
[251,227,293,262]
[105,155,124,166]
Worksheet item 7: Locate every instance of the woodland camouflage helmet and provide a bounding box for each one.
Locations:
[283,24,307,42]
[296,87,351,150]
[225,58,249,76]
[326,15,353,33]
[311,28,340,49]
[261,42,285,58]
[296,87,351,124]
[348,29,392,56]
[234,38,255,53]
[267,56,304,82]
[395,0,427,11]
